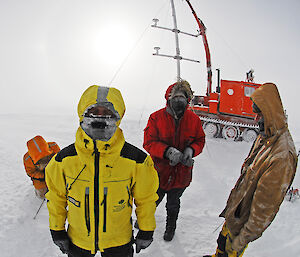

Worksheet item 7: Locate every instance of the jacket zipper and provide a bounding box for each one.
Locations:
[101,187,108,232]
[85,187,91,236]
[93,143,100,252]
[165,118,178,185]
[126,186,132,208]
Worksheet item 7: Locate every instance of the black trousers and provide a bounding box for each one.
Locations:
[156,187,186,212]
[68,241,134,257]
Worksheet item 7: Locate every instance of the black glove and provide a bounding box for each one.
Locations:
[135,230,153,253]
[165,147,183,166]
[50,230,70,254]
[181,147,194,167]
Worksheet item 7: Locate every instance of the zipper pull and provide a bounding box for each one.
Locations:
[85,187,91,236]
[101,187,108,205]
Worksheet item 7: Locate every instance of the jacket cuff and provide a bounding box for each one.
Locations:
[32,177,45,181]
[50,229,68,241]
[136,230,154,240]
[232,235,245,252]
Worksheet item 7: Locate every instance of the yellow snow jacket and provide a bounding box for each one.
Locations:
[46,86,159,253]
[220,83,298,252]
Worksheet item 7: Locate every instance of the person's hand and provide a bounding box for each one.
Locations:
[165,147,183,166]
[231,236,246,253]
[135,238,153,253]
[181,147,194,167]
[50,230,70,254]
[135,230,153,253]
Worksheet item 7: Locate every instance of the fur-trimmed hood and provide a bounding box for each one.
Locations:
[165,80,193,102]
[250,83,286,137]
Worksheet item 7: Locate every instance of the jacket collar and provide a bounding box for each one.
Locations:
[75,126,125,154]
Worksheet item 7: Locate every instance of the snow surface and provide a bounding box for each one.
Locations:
[0,113,299,257]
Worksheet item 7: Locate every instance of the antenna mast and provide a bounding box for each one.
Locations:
[152,0,200,82]
[170,0,181,81]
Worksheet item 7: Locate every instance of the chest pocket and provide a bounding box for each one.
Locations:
[65,165,91,211]
[103,177,133,213]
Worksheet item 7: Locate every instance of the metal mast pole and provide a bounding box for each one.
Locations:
[170,0,181,81]
[152,1,200,79]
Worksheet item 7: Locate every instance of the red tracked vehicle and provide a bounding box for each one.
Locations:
[185,0,261,141]
[152,0,261,141]
[190,77,261,141]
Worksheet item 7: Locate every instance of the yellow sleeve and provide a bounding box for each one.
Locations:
[45,156,68,231]
[133,155,159,231]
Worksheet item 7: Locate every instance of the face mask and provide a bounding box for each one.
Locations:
[170,96,187,118]
[255,112,265,135]
[258,116,265,135]
[81,116,118,141]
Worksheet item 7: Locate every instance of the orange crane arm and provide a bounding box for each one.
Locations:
[185,0,212,96]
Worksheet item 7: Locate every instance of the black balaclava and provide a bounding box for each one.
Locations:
[257,117,265,134]
[252,102,265,135]
[169,91,188,119]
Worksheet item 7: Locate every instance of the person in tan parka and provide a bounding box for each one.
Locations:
[205,83,298,257]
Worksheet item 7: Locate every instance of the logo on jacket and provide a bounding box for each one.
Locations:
[113,199,126,212]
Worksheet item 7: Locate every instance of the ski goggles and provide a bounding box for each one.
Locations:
[82,116,118,129]
[83,104,120,120]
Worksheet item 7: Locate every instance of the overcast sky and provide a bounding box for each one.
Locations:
[1,0,299,125]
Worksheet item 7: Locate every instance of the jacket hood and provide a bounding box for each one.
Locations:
[27,135,53,164]
[164,80,193,102]
[250,83,286,137]
[77,85,125,126]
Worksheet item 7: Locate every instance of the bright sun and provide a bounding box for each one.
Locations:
[93,22,135,67]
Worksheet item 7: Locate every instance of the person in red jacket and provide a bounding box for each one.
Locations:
[23,135,60,199]
[143,80,206,241]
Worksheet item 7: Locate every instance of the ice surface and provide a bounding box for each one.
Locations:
[0,113,299,257]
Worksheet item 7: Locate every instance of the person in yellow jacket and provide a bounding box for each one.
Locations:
[204,83,298,257]
[46,85,159,257]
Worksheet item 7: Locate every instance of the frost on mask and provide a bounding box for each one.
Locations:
[81,105,119,141]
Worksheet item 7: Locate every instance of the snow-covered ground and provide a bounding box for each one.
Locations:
[0,113,299,257]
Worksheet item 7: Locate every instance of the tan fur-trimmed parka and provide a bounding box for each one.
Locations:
[220,83,298,251]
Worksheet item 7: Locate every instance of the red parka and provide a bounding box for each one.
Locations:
[143,85,205,190]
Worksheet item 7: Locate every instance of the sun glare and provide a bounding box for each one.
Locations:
[93,22,135,67]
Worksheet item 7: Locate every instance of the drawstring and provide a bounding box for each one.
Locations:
[84,139,89,148]
[67,165,87,191]
[105,144,110,150]
[170,106,179,120]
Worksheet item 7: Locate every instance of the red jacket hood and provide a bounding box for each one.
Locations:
[165,83,176,101]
